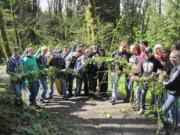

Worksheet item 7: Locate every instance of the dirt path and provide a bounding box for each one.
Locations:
[44,95,157,135]
[0,66,179,135]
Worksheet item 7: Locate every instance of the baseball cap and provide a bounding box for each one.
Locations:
[144,47,152,53]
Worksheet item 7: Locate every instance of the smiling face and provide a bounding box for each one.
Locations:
[170,51,177,64]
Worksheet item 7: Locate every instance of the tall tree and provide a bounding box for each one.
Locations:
[32,0,38,17]
[0,8,11,57]
[9,0,23,52]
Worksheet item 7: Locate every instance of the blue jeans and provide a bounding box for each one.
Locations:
[60,76,67,97]
[125,78,132,98]
[162,93,179,129]
[49,78,55,98]
[75,77,82,96]
[111,72,121,101]
[139,84,148,109]
[39,77,48,102]
[139,83,155,109]
[29,81,39,106]
[135,82,141,107]
[161,89,168,105]
[13,83,23,96]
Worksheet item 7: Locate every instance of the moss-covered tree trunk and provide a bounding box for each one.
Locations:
[0,9,11,57]
[10,4,23,53]
[85,1,95,45]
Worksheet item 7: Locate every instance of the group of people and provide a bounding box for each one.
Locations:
[6,43,108,106]
[6,40,180,132]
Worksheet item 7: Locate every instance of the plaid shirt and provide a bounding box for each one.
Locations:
[6,56,23,75]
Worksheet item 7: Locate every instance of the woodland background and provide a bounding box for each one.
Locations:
[0,0,180,63]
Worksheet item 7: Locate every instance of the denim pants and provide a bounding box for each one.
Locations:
[75,77,82,96]
[162,93,179,129]
[29,81,39,106]
[67,74,74,95]
[75,72,89,96]
[39,76,48,102]
[111,72,121,101]
[135,82,141,107]
[125,78,132,98]
[60,76,67,97]
[12,82,23,96]
[49,77,55,98]
[139,84,148,109]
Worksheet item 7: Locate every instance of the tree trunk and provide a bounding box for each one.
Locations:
[10,4,23,53]
[58,0,62,13]
[0,9,11,57]
[62,0,67,15]
[0,38,8,62]
[159,0,161,14]
[32,0,38,17]
[37,0,40,17]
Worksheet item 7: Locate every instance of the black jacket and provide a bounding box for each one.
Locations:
[164,64,180,96]
[161,61,174,76]
[141,55,163,76]
[67,56,78,69]
[111,50,130,71]
[49,57,66,78]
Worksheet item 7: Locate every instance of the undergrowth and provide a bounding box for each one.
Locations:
[0,90,77,135]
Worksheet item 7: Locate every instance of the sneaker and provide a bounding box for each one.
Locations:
[67,94,74,98]
[132,105,140,111]
[138,108,145,115]
[45,96,53,100]
[123,97,130,103]
[47,96,53,99]
[111,100,116,105]
[62,96,69,100]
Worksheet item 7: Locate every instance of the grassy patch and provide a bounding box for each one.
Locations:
[108,74,151,101]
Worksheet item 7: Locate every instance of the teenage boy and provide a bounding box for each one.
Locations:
[7,47,24,96]
[137,47,163,114]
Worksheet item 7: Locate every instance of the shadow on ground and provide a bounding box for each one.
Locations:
[44,95,180,135]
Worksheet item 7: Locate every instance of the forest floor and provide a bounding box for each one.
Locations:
[1,66,180,135]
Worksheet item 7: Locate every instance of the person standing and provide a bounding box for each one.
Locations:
[7,47,24,96]
[124,43,140,103]
[111,40,130,105]
[97,48,108,98]
[133,40,148,110]
[86,46,98,95]
[23,48,39,107]
[137,47,163,114]
[36,46,48,104]
[160,49,180,132]
[49,50,68,99]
